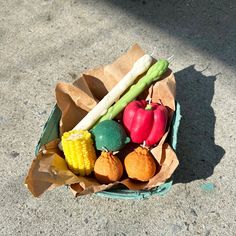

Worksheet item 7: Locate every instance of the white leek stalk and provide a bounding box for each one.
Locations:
[73,54,153,131]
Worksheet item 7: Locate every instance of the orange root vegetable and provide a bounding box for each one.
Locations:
[94,152,124,184]
[124,146,157,182]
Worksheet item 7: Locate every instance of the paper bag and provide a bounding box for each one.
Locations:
[25,44,179,197]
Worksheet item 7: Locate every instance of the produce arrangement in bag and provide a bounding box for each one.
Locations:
[25,44,179,197]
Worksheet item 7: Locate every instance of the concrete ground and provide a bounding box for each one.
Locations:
[0,0,235,235]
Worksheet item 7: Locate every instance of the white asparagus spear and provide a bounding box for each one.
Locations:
[73,54,153,131]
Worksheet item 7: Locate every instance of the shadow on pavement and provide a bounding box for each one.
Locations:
[173,66,225,183]
[101,0,229,183]
[104,0,236,68]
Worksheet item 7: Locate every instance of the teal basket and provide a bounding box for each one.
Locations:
[35,102,181,199]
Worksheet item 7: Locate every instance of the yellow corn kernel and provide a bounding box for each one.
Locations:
[61,130,97,176]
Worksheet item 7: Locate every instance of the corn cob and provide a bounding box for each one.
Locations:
[61,130,97,176]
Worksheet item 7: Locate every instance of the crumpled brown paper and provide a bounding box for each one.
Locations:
[25,44,179,197]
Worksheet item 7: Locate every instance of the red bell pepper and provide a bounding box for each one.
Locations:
[123,100,168,146]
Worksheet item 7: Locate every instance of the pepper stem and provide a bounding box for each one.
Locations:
[145,98,153,110]
[145,104,152,110]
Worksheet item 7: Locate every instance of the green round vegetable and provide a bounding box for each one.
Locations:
[90,120,130,151]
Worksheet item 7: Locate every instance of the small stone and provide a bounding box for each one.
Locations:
[69,73,77,80]
[10,151,20,158]
[47,15,52,21]
[84,218,88,224]
[190,208,198,217]
[184,222,190,231]
[40,110,47,115]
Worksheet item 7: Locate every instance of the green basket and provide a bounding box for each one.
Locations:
[35,102,181,199]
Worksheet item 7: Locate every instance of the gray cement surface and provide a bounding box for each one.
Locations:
[0,0,235,235]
